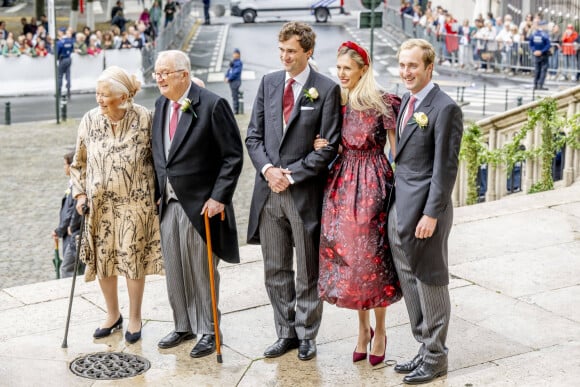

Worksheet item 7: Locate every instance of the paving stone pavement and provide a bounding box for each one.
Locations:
[0,176,579,385]
[0,114,253,289]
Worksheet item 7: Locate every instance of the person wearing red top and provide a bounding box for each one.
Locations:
[443,13,459,64]
[562,24,578,80]
[87,35,102,56]
[35,39,48,57]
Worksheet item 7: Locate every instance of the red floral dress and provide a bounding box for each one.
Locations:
[318,94,402,310]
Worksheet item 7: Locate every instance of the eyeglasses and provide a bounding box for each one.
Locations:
[152,70,184,80]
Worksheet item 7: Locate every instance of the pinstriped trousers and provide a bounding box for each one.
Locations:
[259,190,323,340]
[160,201,220,336]
[387,205,450,367]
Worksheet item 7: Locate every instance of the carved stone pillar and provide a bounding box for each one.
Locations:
[453,161,462,207]
[523,129,534,193]
[486,128,497,202]
[563,102,576,186]
[533,122,541,183]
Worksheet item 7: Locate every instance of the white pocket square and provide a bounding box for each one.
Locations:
[300,106,315,111]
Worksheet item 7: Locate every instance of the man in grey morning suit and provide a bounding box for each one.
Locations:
[151,50,243,358]
[246,22,342,361]
[388,39,463,384]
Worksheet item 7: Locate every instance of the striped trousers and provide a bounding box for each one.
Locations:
[259,190,322,340]
[160,201,220,336]
[387,205,450,367]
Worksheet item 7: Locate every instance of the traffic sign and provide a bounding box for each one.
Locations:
[358,11,383,28]
[361,0,382,10]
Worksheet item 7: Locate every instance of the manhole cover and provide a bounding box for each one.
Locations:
[70,352,150,380]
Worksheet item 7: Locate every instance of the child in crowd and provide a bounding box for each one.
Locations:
[52,151,84,278]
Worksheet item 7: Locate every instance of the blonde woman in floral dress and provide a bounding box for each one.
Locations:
[71,66,163,344]
[315,42,402,366]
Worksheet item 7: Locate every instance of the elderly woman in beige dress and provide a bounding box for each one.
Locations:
[71,66,163,344]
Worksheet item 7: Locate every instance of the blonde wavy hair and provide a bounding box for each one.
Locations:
[338,45,388,117]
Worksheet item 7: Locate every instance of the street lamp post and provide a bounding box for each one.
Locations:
[360,0,382,61]
[48,0,60,123]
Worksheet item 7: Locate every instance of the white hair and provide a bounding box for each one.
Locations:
[156,50,191,73]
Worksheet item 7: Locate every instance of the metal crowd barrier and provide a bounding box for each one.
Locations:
[384,6,580,79]
[142,0,194,79]
[0,50,143,97]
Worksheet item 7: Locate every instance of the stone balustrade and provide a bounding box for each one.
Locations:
[454,85,580,206]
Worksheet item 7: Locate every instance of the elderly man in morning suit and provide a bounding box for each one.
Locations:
[151,50,243,358]
[246,21,342,361]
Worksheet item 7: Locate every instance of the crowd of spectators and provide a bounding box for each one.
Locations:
[400,1,580,82]
[0,0,179,58]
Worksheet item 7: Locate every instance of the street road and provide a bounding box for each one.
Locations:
[0,4,545,124]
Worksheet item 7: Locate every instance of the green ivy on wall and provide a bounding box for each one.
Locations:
[460,98,580,204]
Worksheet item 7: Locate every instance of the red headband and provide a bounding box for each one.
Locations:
[339,41,369,66]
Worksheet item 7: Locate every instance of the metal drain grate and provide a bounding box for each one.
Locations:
[70,352,150,380]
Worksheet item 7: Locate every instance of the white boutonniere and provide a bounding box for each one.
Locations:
[413,112,428,129]
[181,98,197,118]
[304,87,319,102]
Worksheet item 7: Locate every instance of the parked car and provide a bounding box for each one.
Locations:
[231,0,345,23]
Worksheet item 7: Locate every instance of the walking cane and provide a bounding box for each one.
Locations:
[61,203,89,349]
[204,210,224,363]
[53,238,62,279]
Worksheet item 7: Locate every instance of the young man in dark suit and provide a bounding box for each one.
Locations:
[151,50,244,358]
[246,21,342,361]
[388,38,463,384]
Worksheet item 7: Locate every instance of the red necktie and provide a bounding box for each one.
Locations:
[169,101,180,140]
[283,78,295,124]
[400,95,417,135]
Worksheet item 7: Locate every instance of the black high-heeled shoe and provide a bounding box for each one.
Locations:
[93,315,123,339]
[125,323,142,344]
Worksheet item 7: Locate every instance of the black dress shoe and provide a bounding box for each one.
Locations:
[403,362,447,385]
[158,331,196,349]
[297,339,317,361]
[394,353,423,374]
[190,334,216,358]
[93,315,123,338]
[263,338,299,358]
[125,324,142,344]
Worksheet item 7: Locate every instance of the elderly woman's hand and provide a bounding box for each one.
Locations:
[75,194,89,215]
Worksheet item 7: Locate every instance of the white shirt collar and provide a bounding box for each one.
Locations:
[175,84,192,105]
[410,81,435,107]
[286,64,311,87]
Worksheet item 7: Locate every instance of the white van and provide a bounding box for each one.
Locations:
[231,0,345,23]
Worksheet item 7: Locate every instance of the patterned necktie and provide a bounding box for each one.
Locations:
[283,78,295,124]
[400,95,417,135]
[169,101,181,140]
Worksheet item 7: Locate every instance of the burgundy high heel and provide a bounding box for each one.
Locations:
[369,335,387,366]
[352,328,374,363]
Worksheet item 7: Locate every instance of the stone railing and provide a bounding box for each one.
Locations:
[453,85,580,207]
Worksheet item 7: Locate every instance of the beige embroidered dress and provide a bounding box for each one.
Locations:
[70,103,163,281]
